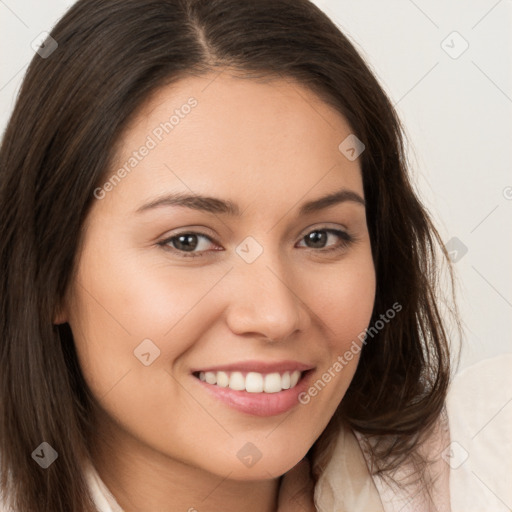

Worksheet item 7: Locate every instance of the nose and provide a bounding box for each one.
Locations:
[224,247,311,342]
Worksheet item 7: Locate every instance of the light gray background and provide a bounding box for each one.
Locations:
[1,0,511,372]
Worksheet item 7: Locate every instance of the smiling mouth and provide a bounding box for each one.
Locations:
[192,369,311,393]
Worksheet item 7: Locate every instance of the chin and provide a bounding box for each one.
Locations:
[203,443,310,482]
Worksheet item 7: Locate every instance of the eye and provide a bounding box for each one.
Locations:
[297,228,353,253]
[158,226,354,259]
[159,232,218,258]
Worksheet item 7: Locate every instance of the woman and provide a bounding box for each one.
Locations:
[0,0,457,510]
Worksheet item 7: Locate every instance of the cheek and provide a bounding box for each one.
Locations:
[295,252,376,415]
[330,264,376,348]
[303,250,376,348]
[68,243,240,430]
[67,256,206,447]
[72,239,222,350]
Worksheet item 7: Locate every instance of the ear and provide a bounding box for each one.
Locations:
[53,303,68,325]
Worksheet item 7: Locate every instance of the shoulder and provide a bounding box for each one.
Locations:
[0,460,122,512]
[0,466,13,512]
[0,492,14,511]
[315,354,512,512]
[356,409,451,512]
[313,422,385,511]
[314,413,451,512]
[83,459,124,512]
[446,354,512,512]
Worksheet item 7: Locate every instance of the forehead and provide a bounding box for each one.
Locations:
[104,71,364,213]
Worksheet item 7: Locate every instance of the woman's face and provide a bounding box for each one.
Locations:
[62,71,376,481]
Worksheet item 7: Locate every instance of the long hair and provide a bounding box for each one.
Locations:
[0,0,458,510]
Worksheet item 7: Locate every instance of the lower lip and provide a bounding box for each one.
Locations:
[192,370,314,417]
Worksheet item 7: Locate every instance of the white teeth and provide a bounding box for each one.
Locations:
[205,371,216,384]
[245,372,264,393]
[290,370,300,388]
[281,372,291,389]
[197,370,303,393]
[229,371,245,391]
[216,371,229,387]
[264,372,282,393]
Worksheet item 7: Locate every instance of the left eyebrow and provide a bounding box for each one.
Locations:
[134,188,365,216]
[298,189,365,215]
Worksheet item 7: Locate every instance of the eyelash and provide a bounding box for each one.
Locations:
[157,227,354,259]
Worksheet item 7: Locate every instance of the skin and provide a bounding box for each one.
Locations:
[58,70,376,512]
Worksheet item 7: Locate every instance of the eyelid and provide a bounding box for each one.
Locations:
[159,223,349,245]
[158,223,354,259]
[157,229,220,258]
[297,222,349,239]
[157,226,218,243]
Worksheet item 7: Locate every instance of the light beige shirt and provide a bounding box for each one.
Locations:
[313,413,451,512]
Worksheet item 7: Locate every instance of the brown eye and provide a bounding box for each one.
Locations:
[158,227,353,260]
[298,228,353,252]
[170,234,201,252]
[159,232,218,258]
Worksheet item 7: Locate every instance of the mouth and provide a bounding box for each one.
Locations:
[191,368,315,417]
[192,369,311,393]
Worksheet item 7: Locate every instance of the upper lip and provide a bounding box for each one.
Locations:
[190,360,314,374]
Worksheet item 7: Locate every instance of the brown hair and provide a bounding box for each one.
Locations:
[0,0,459,510]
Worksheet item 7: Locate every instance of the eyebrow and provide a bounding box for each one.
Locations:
[135,188,365,216]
